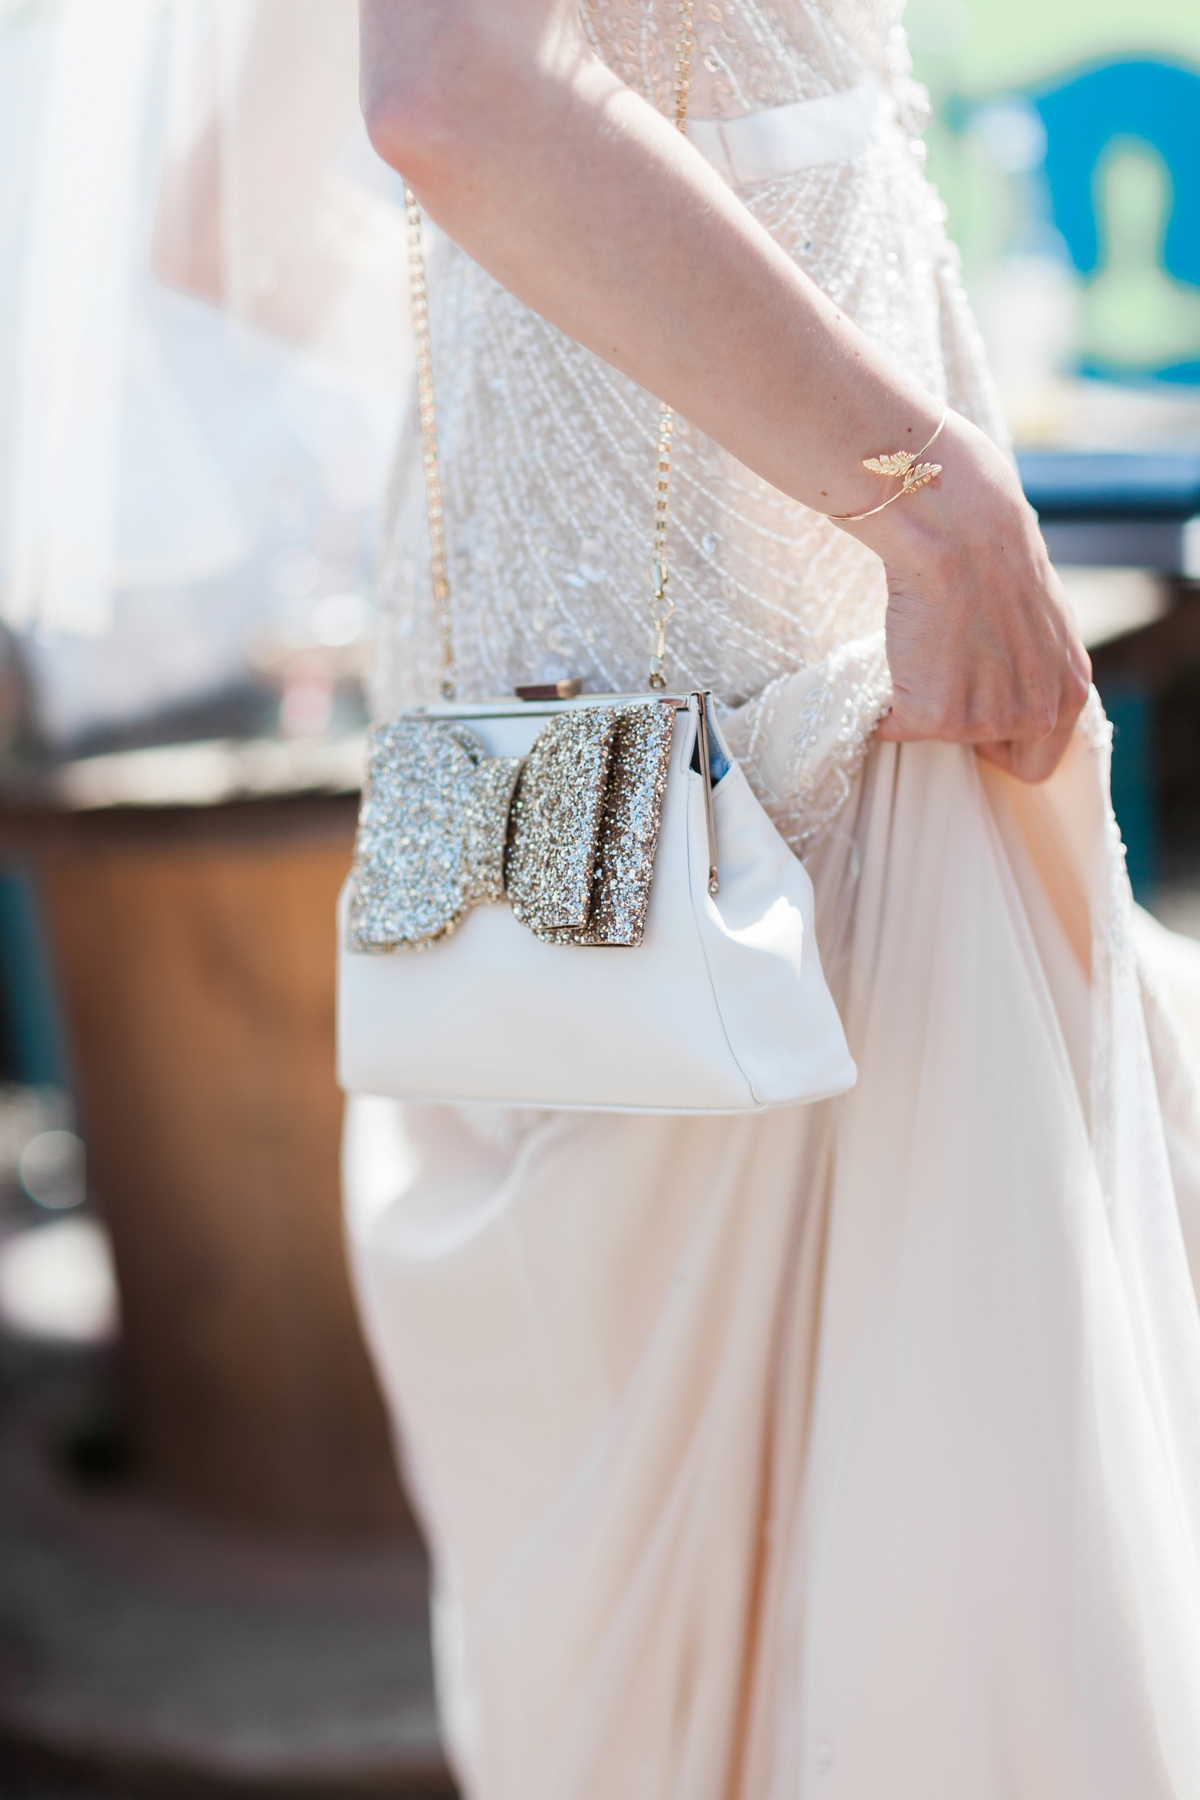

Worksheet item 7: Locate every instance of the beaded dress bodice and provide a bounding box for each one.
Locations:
[373,0,1006,853]
[584,0,884,114]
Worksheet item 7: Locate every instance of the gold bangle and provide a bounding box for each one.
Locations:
[827,408,948,522]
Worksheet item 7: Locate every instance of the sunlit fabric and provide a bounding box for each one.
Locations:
[0,0,406,744]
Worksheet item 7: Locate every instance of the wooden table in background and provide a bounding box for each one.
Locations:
[0,736,414,1540]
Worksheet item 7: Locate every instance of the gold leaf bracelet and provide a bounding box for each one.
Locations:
[827,409,947,522]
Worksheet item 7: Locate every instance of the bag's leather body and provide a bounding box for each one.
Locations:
[337,694,856,1113]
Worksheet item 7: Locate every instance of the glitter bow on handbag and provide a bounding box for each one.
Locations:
[347,702,675,953]
[335,0,857,1114]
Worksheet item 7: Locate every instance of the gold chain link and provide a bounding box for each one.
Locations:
[403,0,695,699]
[404,185,457,700]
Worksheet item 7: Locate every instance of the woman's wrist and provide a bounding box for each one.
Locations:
[829,409,1027,568]
[824,410,948,523]
[801,394,950,531]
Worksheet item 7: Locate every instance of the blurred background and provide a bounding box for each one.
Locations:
[0,0,1197,1795]
[908,0,1200,899]
[911,0,1200,443]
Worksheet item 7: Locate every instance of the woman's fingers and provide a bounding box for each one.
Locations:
[875,646,1091,782]
[975,725,1080,783]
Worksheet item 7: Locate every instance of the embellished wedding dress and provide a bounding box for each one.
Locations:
[344,3,1200,1795]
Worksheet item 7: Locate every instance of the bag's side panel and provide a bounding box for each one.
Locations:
[690,765,857,1105]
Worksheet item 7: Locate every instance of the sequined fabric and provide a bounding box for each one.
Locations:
[372,0,1008,855]
[348,702,675,952]
[507,710,619,937]
[348,721,523,951]
[519,701,676,946]
[721,629,895,854]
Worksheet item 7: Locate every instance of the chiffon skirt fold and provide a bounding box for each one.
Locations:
[345,717,1200,1800]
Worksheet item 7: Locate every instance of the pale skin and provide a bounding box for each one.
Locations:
[360,0,1091,781]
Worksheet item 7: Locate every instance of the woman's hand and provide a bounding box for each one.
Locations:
[847,411,1092,783]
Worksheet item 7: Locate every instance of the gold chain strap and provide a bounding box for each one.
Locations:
[403,0,696,701]
[404,187,456,699]
[648,0,694,691]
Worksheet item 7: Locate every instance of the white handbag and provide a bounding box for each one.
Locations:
[336,0,856,1114]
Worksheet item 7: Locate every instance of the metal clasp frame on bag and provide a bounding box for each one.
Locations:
[405,687,720,902]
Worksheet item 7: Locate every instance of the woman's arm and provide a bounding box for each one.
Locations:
[360,0,1089,780]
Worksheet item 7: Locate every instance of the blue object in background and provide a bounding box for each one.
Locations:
[1038,61,1200,287]
[0,867,67,1087]
[1017,451,1200,520]
[1100,685,1156,901]
[1035,59,1200,385]
[1017,449,1200,570]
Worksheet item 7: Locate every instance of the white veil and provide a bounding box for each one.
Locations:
[0,0,409,747]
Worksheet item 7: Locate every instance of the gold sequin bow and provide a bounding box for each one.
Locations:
[346,702,676,952]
